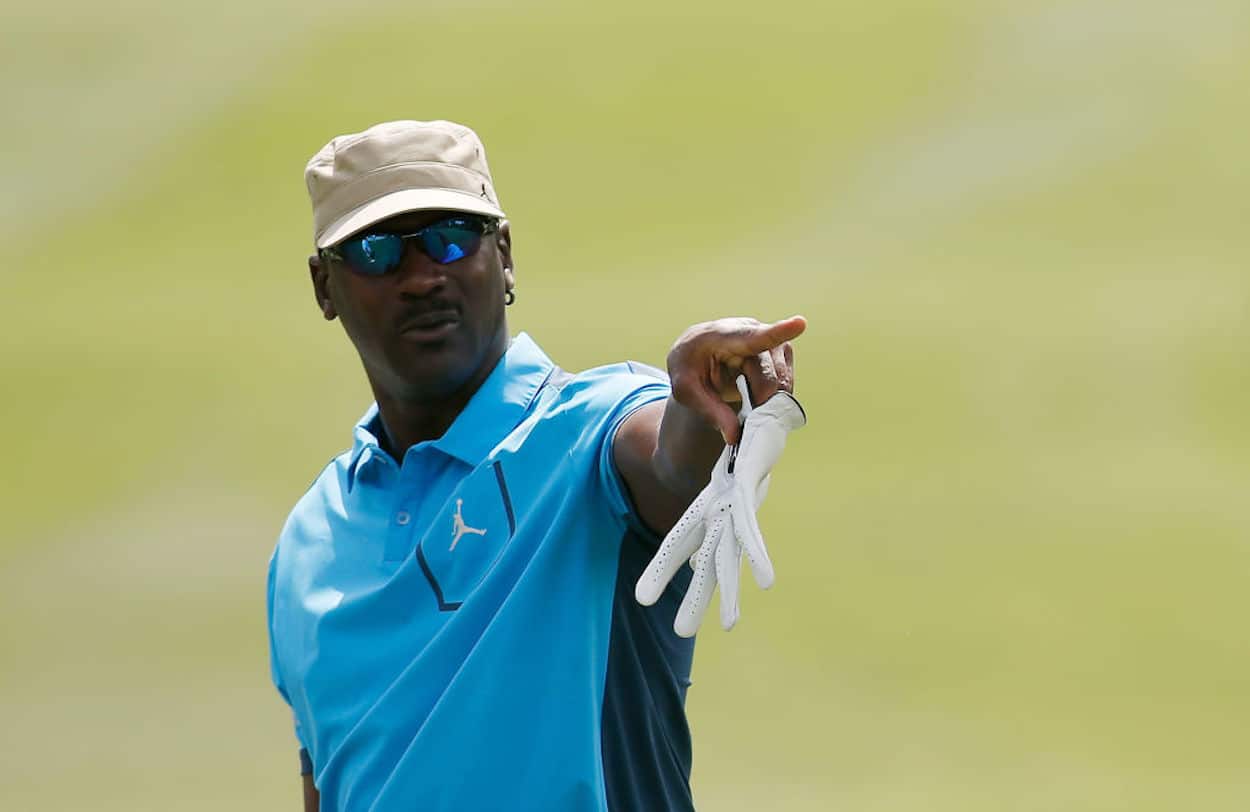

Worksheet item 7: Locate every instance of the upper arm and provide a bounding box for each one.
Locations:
[612,400,702,536]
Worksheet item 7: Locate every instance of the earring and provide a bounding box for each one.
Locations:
[505,288,516,306]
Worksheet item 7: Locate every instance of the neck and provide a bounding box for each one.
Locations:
[370,337,509,461]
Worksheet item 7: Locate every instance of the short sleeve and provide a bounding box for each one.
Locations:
[593,362,670,529]
[267,546,310,754]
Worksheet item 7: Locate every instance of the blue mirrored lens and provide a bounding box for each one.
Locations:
[335,219,488,273]
[342,233,404,275]
[420,224,481,264]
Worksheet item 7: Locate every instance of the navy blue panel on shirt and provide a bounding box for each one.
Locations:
[601,528,696,812]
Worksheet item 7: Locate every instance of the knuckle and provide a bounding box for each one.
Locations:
[670,376,698,401]
[752,356,779,382]
[668,370,696,397]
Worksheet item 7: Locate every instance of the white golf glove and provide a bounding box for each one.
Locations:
[635,377,807,637]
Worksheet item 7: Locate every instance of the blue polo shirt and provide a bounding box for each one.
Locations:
[266,333,697,812]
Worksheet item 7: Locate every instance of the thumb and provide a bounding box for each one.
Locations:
[673,365,743,444]
[688,388,741,446]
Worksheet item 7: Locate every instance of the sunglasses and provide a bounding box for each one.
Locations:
[322,214,499,276]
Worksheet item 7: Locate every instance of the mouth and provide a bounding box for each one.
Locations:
[398,309,461,342]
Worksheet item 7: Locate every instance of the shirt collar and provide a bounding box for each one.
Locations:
[347,332,555,484]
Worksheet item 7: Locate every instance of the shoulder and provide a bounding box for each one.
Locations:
[540,361,669,421]
[517,362,669,477]
[273,451,353,559]
[268,451,357,624]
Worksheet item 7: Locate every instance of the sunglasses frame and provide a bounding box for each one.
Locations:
[320,214,500,275]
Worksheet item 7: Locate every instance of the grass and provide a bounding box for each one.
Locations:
[2,0,1248,809]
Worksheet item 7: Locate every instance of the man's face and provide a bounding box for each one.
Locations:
[309,209,515,401]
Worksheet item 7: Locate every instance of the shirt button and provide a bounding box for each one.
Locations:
[396,511,411,525]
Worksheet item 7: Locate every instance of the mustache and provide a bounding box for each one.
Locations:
[394,298,462,330]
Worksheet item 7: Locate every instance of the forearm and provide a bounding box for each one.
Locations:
[303,774,319,811]
[616,315,804,536]
[651,395,728,498]
[615,397,727,536]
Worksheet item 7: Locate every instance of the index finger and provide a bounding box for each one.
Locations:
[724,315,807,357]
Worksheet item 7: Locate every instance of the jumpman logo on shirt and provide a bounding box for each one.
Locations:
[449,499,487,551]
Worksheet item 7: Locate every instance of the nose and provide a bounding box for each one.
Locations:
[392,244,447,298]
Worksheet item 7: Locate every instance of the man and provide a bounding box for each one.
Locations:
[267,119,805,811]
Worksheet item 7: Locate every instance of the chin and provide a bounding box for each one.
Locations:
[396,345,482,399]
[370,323,504,402]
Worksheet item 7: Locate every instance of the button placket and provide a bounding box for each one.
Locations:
[383,453,428,562]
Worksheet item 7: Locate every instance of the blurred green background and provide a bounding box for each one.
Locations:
[2,0,1247,809]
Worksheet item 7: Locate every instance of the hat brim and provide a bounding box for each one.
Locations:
[316,188,506,248]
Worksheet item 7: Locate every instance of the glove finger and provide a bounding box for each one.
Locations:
[732,491,775,589]
[674,512,727,637]
[735,375,754,417]
[635,489,709,606]
[674,541,717,638]
[689,446,735,573]
[716,526,741,631]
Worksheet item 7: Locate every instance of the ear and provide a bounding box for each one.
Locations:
[497,221,515,292]
[309,254,337,321]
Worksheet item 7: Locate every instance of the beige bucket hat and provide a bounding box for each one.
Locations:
[305,119,506,249]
